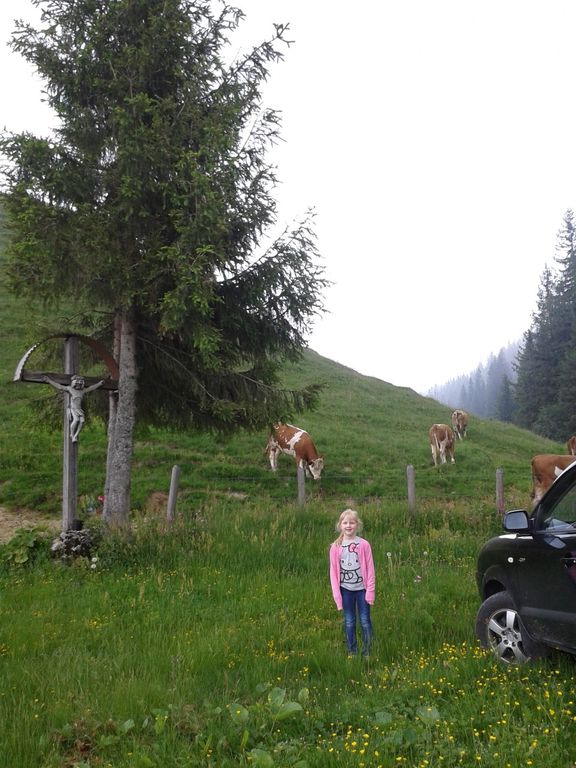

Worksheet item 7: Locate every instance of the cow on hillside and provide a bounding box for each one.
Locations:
[567,436,576,455]
[451,409,468,440]
[429,424,456,466]
[264,423,324,480]
[530,454,576,508]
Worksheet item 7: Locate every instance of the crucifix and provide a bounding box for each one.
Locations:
[42,374,106,443]
[13,334,119,532]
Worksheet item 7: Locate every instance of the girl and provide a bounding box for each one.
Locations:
[329,509,375,656]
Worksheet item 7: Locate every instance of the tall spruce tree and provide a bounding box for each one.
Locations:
[484,350,508,418]
[496,374,515,423]
[514,266,561,435]
[1,0,328,524]
[468,366,486,416]
[514,213,576,438]
[552,210,576,436]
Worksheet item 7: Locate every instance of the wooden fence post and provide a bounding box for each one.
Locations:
[495,468,504,517]
[297,464,306,506]
[406,464,416,517]
[167,464,180,522]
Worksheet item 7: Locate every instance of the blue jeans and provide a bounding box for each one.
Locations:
[341,587,372,655]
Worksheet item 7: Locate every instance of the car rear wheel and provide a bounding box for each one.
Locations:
[475,591,551,664]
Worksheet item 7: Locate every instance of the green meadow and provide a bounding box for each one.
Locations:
[3,503,576,768]
[1,208,575,766]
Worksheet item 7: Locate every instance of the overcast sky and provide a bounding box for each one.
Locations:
[2,1,575,394]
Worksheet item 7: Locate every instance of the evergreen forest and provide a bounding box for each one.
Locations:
[428,209,576,442]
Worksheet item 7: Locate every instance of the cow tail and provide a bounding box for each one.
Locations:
[263,428,275,455]
[264,422,281,455]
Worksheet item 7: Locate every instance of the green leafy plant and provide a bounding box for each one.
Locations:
[0,526,50,568]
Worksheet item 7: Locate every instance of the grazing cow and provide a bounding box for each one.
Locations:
[429,424,456,466]
[264,423,324,480]
[451,409,468,440]
[567,436,576,455]
[530,454,576,508]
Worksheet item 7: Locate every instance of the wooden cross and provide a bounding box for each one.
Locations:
[13,334,118,532]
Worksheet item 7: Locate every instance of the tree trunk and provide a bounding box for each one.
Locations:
[103,308,137,526]
[103,310,121,513]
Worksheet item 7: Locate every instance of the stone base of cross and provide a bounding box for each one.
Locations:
[13,334,118,532]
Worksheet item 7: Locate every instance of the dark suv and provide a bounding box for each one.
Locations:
[475,461,576,663]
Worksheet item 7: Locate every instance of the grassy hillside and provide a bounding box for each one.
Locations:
[0,208,563,519]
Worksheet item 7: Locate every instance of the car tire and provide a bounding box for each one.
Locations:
[475,591,551,664]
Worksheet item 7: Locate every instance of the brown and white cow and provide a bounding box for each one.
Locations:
[530,454,576,508]
[429,424,455,466]
[264,423,324,480]
[451,409,468,440]
[567,436,576,456]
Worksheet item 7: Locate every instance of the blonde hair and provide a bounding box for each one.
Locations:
[333,508,363,546]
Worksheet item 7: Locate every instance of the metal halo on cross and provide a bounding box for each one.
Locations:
[13,333,119,388]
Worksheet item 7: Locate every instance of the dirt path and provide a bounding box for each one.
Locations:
[0,508,60,544]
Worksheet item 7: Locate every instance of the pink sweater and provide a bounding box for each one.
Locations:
[329,537,375,609]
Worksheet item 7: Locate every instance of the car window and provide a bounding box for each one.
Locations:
[542,481,576,530]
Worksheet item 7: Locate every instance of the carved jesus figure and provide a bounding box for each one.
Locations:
[43,374,105,442]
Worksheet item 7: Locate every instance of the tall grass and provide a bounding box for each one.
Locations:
[2,499,575,767]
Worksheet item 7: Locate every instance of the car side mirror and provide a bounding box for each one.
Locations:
[503,509,530,532]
